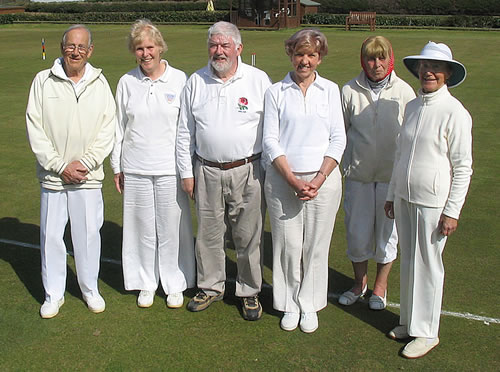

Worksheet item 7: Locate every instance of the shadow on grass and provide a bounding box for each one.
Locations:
[328,266,400,334]
[1,216,398,332]
[0,217,127,304]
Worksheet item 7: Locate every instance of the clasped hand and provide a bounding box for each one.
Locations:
[293,178,319,201]
[61,161,88,184]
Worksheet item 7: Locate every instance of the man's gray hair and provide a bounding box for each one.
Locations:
[62,24,93,47]
[207,21,242,48]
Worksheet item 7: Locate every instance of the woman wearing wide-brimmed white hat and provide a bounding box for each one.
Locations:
[384,41,473,358]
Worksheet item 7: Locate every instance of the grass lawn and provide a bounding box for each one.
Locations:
[0,24,499,371]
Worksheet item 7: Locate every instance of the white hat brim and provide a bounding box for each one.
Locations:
[403,55,467,88]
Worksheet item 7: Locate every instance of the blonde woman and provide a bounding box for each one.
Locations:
[339,36,415,310]
[110,20,195,309]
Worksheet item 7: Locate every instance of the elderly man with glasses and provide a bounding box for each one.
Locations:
[26,24,116,318]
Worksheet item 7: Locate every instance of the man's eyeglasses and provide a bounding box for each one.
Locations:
[63,44,90,53]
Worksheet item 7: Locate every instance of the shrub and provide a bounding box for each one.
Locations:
[302,13,500,28]
[25,1,233,13]
[0,10,229,24]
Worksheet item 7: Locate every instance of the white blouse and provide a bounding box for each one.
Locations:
[110,60,187,175]
[263,72,346,172]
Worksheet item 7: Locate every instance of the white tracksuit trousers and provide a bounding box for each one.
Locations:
[395,197,447,338]
[40,188,103,303]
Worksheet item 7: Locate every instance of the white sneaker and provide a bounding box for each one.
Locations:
[40,297,65,319]
[166,292,184,308]
[137,290,155,308]
[387,325,409,340]
[402,337,439,359]
[300,312,318,333]
[83,293,106,313]
[280,312,300,331]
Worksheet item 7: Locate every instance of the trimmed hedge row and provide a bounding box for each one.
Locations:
[318,0,500,16]
[303,13,500,28]
[25,1,232,13]
[1,11,499,28]
[0,10,228,24]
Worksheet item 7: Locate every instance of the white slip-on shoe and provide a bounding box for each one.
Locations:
[280,312,300,331]
[300,312,318,333]
[369,290,387,310]
[387,325,410,340]
[84,293,106,313]
[338,284,368,306]
[137,290,155,308]
[166,292,184,309]
[402,337,439,359]
[40,297,65,319]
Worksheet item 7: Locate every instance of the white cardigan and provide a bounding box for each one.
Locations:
[341,71,415,183]
[387,85,473,219]
[26,59,116,190]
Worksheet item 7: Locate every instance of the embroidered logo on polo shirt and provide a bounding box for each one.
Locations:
[166,93,176,104]
[237,97,248,112]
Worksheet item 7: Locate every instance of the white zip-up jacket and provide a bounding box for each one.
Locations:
[386,85,473,219]
[26,58,116,190]
[341,71,415,183]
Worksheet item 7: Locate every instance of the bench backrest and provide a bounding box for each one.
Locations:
[349,11,376,21]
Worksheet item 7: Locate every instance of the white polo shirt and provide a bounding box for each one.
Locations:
[110,60,187,175]
[176,57,272,179]
[263,72,346,172]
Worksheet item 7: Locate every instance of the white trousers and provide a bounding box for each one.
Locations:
[265,166,342,313]
[122,174,195,294]
[40,188,103,303]
[395,197,447,338]
[344,180,398,264]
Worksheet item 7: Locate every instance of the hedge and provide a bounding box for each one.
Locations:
[318,0,500,16]
[19,0,500,16]
[303,13,500,28]
[0,10,228,24]
[25,1,232,13]
[1,11,499,28]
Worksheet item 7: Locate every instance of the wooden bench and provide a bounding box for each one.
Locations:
[345,11,376,31]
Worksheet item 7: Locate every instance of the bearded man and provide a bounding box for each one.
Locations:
[176,21,271,321]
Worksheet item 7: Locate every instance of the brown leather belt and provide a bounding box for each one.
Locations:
[195,153,261,170]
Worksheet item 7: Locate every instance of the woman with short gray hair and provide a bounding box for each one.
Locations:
[263,29,345,333]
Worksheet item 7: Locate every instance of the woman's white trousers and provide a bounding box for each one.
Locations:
[395,197,447,338]
[122,174,195,294]
[265,166,342,313]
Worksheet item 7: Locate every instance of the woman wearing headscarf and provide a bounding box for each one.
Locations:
[339,36,415,310]
[110,19,196,309]
[385,41,472,358]
[263,29,346,333]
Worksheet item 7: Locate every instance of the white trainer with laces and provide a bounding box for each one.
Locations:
[137,290,155,308]
[280,312,300,331]
[84,293,106,313]
[300,312,318,333]
[166,292,184,308]
[40,297,65,319]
